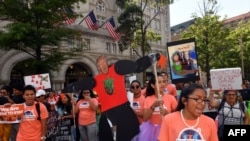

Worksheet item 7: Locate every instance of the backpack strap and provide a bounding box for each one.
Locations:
[36,102,41,121]
[240,102,245,112]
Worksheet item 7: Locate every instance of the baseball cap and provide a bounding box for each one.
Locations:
[36,89,46,97]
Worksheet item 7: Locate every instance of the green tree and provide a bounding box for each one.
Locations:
[226,20,250,79]
[116,0,173,56]
[116,0,173,81]
[182,0,230,80]
[0,0,86,74]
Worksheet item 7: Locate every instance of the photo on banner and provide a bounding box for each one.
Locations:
[166,38,200,83]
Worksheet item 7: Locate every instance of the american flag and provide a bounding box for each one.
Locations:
[106,17,121,41]
[64,17,75,25]
[64,7,75,25]
[85,11,99,30]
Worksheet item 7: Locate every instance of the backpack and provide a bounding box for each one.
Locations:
[36,102,41,120]
[217,100,245,138]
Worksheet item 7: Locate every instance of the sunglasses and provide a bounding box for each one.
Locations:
[131,85,140,89]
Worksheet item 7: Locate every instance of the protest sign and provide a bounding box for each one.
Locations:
[24,73,51,90]
[0,104,24,123]
[210,68,242,90]
[46,111,59,141]
[55,118,72,141]
[167,38,200,83]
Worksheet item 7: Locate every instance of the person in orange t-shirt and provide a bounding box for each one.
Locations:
[130,80,145,124]
[75,89,98,141]
[158,84,218,141]
[17,85,48,141]
[132,75,177,141]
[160,71,178,99]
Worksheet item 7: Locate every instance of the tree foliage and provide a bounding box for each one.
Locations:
[0,0,86,73]
[225,20,250,79]
[182,0,230,80]
[116,0,174,56]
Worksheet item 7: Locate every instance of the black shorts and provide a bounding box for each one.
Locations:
[99,102,140,141]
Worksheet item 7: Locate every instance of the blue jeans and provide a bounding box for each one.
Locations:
[78,123,98,141]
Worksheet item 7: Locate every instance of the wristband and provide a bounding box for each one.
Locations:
[41,136,46,140]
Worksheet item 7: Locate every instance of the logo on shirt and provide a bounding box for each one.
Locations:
[132,101,141,111]
[23,110,36,120]
[176,128,205,141]
[79,102,89,108]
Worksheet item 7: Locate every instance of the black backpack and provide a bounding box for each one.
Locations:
[36,102,41,120]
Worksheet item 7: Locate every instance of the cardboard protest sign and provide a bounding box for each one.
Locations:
[210,68,242,90]
[56,119,72,141]
[0,104,24,123]
[24,73,51,90]
[46,111,59,140]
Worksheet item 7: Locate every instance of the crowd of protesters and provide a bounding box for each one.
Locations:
[1,63,250,141]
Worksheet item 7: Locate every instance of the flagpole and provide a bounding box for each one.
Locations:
[99,16,113,28]
[78,9,94,25]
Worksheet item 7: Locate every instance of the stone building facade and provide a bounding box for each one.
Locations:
[0,0,171,91]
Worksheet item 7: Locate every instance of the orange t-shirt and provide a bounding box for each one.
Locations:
[158,111,218,141]
[144,94,177,125]
[164,84,177,97]
[94,65,128,112]
[17,102,49,141]
[77,98,98,126]
[132,94,145,124]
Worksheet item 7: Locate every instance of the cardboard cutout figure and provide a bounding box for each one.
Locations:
[75,53,165,141]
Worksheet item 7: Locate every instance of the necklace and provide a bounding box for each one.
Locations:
[180,109,200,128]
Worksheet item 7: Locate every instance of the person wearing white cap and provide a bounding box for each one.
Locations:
[36,89,51,112]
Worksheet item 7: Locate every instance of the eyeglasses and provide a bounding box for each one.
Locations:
[131,85,140,89]
[187,97,209,103]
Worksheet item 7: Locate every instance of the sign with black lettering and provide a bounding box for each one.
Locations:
[46,111,59,141]
[55,118,72,141]
[224,125,250,139]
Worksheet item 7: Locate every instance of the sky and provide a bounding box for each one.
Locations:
[170,0,250,26]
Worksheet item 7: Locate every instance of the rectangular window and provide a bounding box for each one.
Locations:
[83,39,90,50]
[106,42,111,53]
[112,43,117,54]
[96,2,105,12]
[97,15,106,27]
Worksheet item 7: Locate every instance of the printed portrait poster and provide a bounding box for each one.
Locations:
[167,38,200,83]
[210,68,242,90]
[0,104,24,123]
[24,73,51,90]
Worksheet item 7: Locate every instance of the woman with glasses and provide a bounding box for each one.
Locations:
[133,75,177,141]
[158,84,218,141]
[130,80,145,125]
[74,89,99,141]
[216,90,249,141]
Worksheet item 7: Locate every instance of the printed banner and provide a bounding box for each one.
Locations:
[0,104,24,123]
[210,68,242,90]
[167,38,200,83]
[24,73,51,90]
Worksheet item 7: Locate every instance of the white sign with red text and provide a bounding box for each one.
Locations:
[210,68,242,90]
[24,73,51,90]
